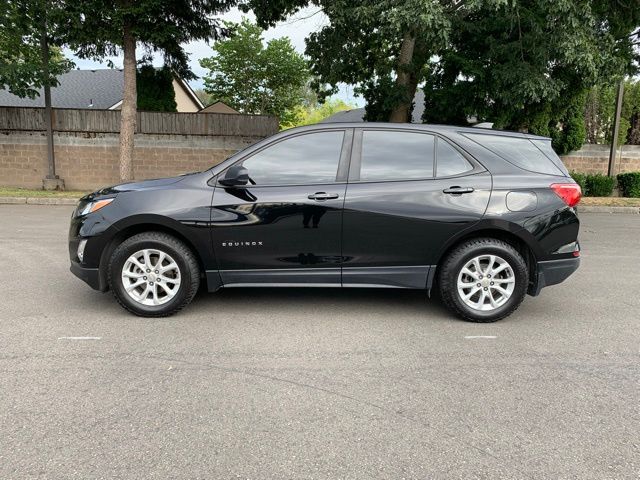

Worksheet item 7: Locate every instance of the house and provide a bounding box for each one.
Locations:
[200,101,239,114]
[0,69,203,112]
[321,90,426,123]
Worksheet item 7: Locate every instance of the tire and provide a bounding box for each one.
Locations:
[438,238,528,323]
[108,232,200,317]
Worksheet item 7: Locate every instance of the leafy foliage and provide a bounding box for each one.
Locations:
[0,0,73,98]
[194,88,212,107]
[585,173,615,197]
[136,65,177,112]
[282,98,355,129]
[200,19,310,126]
[58,0,234,81]
[246,0,639,127]
[583,81,640,145]
[616,172,640,198]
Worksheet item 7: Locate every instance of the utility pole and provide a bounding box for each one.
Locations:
[40,17,64,191]
[608,80,625,178]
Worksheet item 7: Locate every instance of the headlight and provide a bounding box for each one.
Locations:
[78,198,114,216]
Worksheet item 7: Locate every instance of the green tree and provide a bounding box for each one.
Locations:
[200,19,310,126]
[136,65,177,112]
[282,98,355,128]
[194,88,212,107]
[421,0,638,144]
[246,0,639,131]
[245,0,456,122]
[584,79,640,146]
[0,0,73,98]
[58,0,235,180]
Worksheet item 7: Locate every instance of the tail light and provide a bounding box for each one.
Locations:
[550,183,581,207]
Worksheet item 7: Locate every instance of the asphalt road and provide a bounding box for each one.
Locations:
[1,205,638,479]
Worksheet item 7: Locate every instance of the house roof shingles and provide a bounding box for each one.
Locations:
[0,69,125,109]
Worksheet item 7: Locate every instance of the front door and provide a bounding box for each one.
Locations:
[211,128,352,286]
[342,128,492,288]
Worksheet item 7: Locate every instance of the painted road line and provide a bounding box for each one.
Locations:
[57,336,102,340]
[464,335,497,339]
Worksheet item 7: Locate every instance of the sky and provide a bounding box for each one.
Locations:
[66,7,365,107]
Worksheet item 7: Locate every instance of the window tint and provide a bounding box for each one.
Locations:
[360,130,434,181]
[530,139,569,175]
[464,133,564,175]
[436,139,472,177]
[241,131,344,185]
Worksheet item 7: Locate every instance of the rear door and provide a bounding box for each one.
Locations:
[341,128,491,288]
[211,128,352,286]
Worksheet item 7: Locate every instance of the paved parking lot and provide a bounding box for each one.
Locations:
[1,204,639,479]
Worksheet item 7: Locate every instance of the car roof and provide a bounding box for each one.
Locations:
[286,122,551,141]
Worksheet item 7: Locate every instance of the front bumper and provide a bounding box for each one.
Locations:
[529,257,580,296]
[70,260,105,291]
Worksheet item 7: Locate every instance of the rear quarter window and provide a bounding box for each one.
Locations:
[463,133,565,176]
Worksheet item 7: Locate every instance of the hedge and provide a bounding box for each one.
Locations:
[570,171,615,197]
[616,172,640,198]
[585,173,615,197]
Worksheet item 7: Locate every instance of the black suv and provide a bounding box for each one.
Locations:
[69,123,581,322]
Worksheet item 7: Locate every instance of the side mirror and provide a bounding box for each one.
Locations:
[219,165,249,187]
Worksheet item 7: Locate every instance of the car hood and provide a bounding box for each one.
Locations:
[82,174,194,200]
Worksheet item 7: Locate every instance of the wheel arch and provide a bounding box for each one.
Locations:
[428,221,539,292]
[98,216,206,291]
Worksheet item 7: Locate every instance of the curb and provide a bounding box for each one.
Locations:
[0,196,79,206]
[578,205,640,214]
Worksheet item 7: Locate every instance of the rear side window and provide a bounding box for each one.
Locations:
[360,130,434,181]
[241,131,344,185]
[530,139,570,175]
[464,133,564,175]
[436,138,472,177]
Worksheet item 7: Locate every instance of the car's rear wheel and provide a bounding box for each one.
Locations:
[108,232,200,317]
[438,238,528,322]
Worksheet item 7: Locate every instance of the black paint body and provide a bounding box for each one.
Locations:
[69,123,580,295]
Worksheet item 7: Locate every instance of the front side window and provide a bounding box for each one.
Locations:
[241,131,344,185]
[360,130,435,181]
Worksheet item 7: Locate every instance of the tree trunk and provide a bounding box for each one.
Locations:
[119,24,137,181]
[389,32,416,123]
[40,20,56,180]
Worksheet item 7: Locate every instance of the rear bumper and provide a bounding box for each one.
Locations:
[70,260,106,291]
[529,257,580,296]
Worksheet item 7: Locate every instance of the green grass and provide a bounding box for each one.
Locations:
[0,187,88,198]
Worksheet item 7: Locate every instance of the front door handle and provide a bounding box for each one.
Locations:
[443,186,475,195]
[308,192,339,201]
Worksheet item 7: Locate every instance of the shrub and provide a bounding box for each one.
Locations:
[570,171,588,195]
[585,173,615,197]
[616,172,640,198]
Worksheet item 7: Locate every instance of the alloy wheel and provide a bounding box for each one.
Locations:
[457,254,515,311]
[121,249,181,306]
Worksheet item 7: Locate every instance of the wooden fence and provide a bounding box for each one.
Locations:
[0,106,279,137]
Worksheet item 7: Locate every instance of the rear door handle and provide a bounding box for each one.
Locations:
[308,192,339,201]
[443,186,475,194]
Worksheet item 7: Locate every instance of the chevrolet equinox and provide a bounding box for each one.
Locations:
[69,123,581,322]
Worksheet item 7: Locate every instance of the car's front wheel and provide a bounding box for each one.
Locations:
[438,238,528,322]
[108,232,200,317]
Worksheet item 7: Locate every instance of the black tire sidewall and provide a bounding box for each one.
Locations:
[109,237,195,316]
[442,241,528,322]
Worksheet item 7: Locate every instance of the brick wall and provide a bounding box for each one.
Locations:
[0,131,266,191]
[561,145,640,175]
